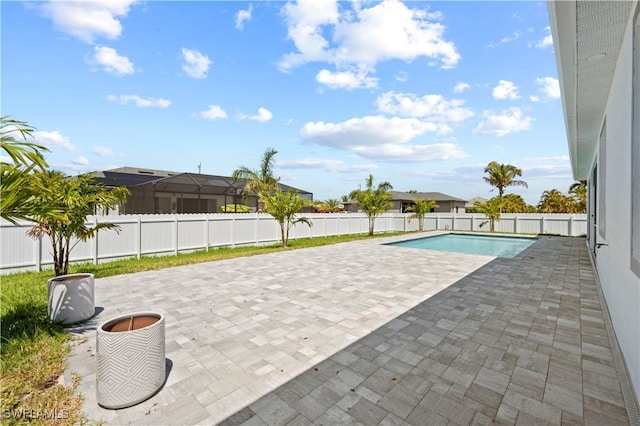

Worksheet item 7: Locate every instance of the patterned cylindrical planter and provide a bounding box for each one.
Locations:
[96,312,166,409]
[47,273,95,324]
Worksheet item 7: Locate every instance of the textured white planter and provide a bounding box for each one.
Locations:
[96,312,166,409]
[47,273,95,324]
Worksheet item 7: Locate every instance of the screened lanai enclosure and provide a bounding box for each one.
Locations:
[91,167,313,214]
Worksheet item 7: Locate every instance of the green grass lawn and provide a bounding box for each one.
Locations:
[0,231,408,424]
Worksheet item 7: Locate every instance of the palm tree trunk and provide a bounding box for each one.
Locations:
[368,217,375,236]
[280,223,287,248]
[419,216,424,232]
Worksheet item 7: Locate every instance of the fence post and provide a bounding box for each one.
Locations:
[136,216,142,259]
[514,215,519,234]
[174,216,179,255]
[255,214,259,243]
[231,215,235,247]
[541,216,545,234]
[205,215,210,252]
[93,217,99,265]
[568,215,573,236]
[452,214,456,231]
[436,215,440,230]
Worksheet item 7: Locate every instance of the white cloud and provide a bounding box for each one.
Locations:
[395,71,408,82]
[181,48,212,79]
[32,130,75,151]
[277,158,378,173]
[536,26,553,49]
[72,156,89,166]
[376,91,474,122]
[300,115,466,162]
[90,46,135,76]
[302,115,446,148]
[93,146,115,157]
[107,94,170,108]
[235,4,253,30]
[473,107,533,137]
[487,31,521,48]
[39,0,138,43]
[530,95,540,103]
[199,105,228,121]
[279,0,459,76]
[315,69,378,90]
[453,82,469,93]
[249,107,273,123]
[492,80,520,100]
[535,76,560,99]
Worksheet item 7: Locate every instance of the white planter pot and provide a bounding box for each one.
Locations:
[47,273,95,324]
[96,312,166,409]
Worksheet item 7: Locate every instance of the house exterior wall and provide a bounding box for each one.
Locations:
[590,7,640,401]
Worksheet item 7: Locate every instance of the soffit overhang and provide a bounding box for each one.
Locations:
[548,1,633,181]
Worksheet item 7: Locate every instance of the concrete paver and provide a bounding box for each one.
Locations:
[65,234,635,425]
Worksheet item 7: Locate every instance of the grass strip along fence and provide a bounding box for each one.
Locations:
[0,232,407,424]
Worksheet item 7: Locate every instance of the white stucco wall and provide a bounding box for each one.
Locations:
[595,9,640,403]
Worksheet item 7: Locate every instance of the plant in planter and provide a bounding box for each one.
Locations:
[26,170,129,324]
[96,312,166,409]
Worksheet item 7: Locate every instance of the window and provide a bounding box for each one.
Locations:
[598,120,607,239]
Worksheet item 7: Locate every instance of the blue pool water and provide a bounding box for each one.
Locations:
[387,233,537,258]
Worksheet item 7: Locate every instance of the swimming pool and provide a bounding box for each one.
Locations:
[387,233,537,258]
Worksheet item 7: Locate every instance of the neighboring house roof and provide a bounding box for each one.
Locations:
[388,191,466,202]
[465,196,488,208]
[89,167,312,196]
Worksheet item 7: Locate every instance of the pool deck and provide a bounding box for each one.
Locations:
[65,233,635,425]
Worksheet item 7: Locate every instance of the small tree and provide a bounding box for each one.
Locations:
[474,197,503,232]
[261,189,313,248]
[27,171,129,276]
[349,175,393,236]
[406,199,438,231]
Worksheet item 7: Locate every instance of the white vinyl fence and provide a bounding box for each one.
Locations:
[1,213,587,275]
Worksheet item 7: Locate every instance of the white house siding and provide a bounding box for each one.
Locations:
[592,7,640,403]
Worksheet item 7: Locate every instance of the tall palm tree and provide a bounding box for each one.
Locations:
[483,161,528,198]
[569,181,587,213]
[349,174,393,236]
[406,199,438,231]
[231,147,279,210]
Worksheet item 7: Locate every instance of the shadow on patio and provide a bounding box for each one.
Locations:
[219,237,633,425]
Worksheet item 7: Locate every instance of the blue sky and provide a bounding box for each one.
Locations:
[3,1,573,204]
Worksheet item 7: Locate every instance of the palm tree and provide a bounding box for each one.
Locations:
[0,116,57,224]
[349,175,393,236]
[27,171,129,276]
[406,199,438,231]
[315,198,343,213]
[501,194,529,213]
[231,147,279,210]
[538,189,572,213]
[483,161,528,199]
[569,181,587,213]
[474,197,503,232]
[261,189,312,247]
